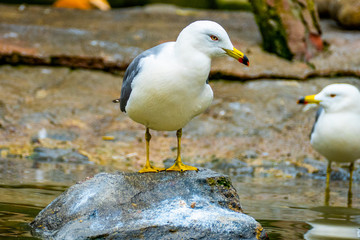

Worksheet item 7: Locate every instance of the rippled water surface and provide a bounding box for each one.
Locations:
[0,158,359,239]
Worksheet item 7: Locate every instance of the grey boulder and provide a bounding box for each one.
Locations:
[30,168,268,239]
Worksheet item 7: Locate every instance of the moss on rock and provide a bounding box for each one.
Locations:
[206,176,231,189]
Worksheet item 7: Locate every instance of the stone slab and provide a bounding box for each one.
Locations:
[0,4,358,79]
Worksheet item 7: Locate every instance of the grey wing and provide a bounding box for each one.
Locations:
[119,43,167,112]
[310,106,324,139]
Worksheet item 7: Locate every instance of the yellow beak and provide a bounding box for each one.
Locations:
[297,94,321,104]
[223,47,249,66]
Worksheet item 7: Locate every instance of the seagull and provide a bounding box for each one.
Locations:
[298,83,360,206]
[113,20,249,173]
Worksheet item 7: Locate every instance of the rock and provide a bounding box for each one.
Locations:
[0,100,6,118]
[312,164,353,181]
[315,0,360,29]
[328,0,360,29]
[243,150,259,159]
[314,0,330,17]
[199,158,255,177]
[354,166,360,181]
[30,169,268,240]
[273,161,309,178]
[250,0,323,61]
[303,158,351,180]
[0,100,6,128]
[31,128,78,143]
[303,157,327,170]
[46,129,78,141]
[30,147,91,164]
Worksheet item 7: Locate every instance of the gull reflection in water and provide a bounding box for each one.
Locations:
[304,206,360,240]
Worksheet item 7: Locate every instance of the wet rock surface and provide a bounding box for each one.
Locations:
[0,2,358,208]
[0,4,358,238]
[30,147,91,164]
[0,4,359,79]
[30,169,268,240]
[0,64,359,181]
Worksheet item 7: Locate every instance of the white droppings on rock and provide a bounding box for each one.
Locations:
[137,195,254,233]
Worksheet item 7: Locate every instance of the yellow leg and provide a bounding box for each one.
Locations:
[139,128,165,173]
[166,129,198,172]
[347,162,354,208]
[324,161,331,206]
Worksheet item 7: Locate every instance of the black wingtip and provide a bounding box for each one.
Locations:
[113,98,120,103]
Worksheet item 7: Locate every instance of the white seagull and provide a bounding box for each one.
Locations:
[114,20,249,173]
[298,83,360,206]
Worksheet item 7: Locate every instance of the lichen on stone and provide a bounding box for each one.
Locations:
[206,176,231,189]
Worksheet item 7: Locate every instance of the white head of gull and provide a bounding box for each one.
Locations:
[114,20,249,173]
[298,83,360,207]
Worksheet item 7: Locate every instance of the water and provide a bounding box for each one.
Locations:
[232,178,360,239]
[0,158,359,239]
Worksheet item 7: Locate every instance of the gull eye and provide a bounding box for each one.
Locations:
[210,35,219,41]
[330,94,336,98]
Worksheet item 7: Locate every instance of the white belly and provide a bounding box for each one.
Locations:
[127,83,213,131]
[311,113,360,163]
[125,54,213,131]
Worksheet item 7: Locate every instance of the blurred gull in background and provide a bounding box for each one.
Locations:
[298,83,360,207]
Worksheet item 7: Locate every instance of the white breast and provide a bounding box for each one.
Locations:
[125,44,213,131]
[311,112,360,163]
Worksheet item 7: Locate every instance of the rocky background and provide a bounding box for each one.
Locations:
[0,2,359,180]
